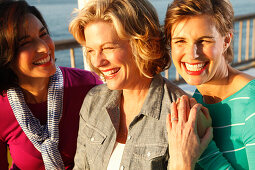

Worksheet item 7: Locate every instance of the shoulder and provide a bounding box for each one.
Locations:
[0,94,15,139]
[59,66,102,87]
[245,79,255,100]
[232,71,254,88]
[84,84,119,103]
[60,66,97,80]
[162,76,186,99]
[0,94,11,112]
[80,84,120,117]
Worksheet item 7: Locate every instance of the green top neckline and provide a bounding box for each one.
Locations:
[193,79,255,106]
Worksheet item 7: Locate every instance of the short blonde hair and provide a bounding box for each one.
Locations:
[164,0,234,63]
[69,0,170,77]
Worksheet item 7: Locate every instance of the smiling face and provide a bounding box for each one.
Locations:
[12,13,56,81]
[171,15,231,85]
[84,21,143,90]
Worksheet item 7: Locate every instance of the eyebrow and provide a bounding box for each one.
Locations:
[86,41,120,48]
[18,27,46,41]
[172,36,215,40]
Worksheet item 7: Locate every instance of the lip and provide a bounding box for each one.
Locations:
[33,53,52,67]
[101,67,120,80]
[37,59,52,67]
[182,62,209,75]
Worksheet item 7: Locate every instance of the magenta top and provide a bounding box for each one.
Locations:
[0,67,102,170]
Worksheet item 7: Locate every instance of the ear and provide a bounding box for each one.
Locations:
[223,32,233,52]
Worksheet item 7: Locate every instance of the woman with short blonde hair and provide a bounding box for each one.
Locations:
[69,0,212,169]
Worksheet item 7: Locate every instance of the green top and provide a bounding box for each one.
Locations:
[194,79,255,170]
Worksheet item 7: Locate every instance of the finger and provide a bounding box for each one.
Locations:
[178,95,187,122]
[187,98,197,119]
[201,107,211,122]
[176,98,180,107]
[171,102,178,125]
[177,97,181,103]
[189,98,197,108]
[183,95,191,120]
[188,103,202,131]
[200,127,213,151]
[166,113,172,133]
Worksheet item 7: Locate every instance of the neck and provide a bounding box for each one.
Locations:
[122,76,152,105]
[116,76,152,144]
[196,66,238,104]
[19,77,50,104]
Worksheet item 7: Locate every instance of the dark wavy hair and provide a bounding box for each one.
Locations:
[0,0,49,96]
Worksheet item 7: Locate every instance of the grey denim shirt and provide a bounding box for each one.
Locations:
[74,74,185,170]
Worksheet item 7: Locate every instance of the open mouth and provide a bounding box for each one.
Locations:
[182,62,209,75]
[33,55,51,66]
[101,67,120,79]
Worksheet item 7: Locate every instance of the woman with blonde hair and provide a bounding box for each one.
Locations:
[165,0,255,169]
[69,0,212,169]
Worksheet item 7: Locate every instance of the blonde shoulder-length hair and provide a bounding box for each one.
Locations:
[69,0,170,78]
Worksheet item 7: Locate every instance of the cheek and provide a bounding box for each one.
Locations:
[88,54,96,68]
[16,51,33,66]
[45,37,55,51]
[171,46,183,63]
[11,54,29,74]
[112,50,132,65]
[203,45,220,61]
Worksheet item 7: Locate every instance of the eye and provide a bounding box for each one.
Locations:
[172,39,186,46]
[86,48,96,56]
[86,48,92,53]
[198,39,212,44]
[40,32,47,37]
[40,31,49,38]
[19,39,32,47]
[103,46,115,50]
[177,40,185,43]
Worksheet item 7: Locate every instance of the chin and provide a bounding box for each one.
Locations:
[183,77,203,86]
[106,83,121,90]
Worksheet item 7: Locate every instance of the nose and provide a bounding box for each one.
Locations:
[187,44,199,59]
[36,38,50,53]
[91,51,108,68]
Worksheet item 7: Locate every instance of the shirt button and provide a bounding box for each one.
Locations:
[147,152,151,157]
[120,165,124,170]
[127,135,132,140]
[90,137,95,142]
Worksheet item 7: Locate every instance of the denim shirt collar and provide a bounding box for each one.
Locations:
[106,74,164,121]
[140,74,163,120]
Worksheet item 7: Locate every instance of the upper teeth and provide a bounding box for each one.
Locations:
[185,63,205,71]
[102,68,119,76]
[33,55,50,65]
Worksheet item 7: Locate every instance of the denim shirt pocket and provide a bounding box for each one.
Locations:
[83,122,107,164]
[130,144,168,169]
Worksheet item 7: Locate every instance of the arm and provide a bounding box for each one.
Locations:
[197,141,234,170]
[73,102,90,170]
[0,141,9,170]
[243,107,255,170]
[73,114,90,170]
[167,95,234,169]
[168,96,236,169]
[189,98,235,169]
[166,95,213,170]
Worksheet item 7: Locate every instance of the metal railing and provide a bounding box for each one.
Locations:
[55,13,255,83]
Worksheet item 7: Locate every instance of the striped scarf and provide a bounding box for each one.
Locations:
[7,66,65,170]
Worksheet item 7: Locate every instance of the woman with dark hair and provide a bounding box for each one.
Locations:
[0,1,101,169]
